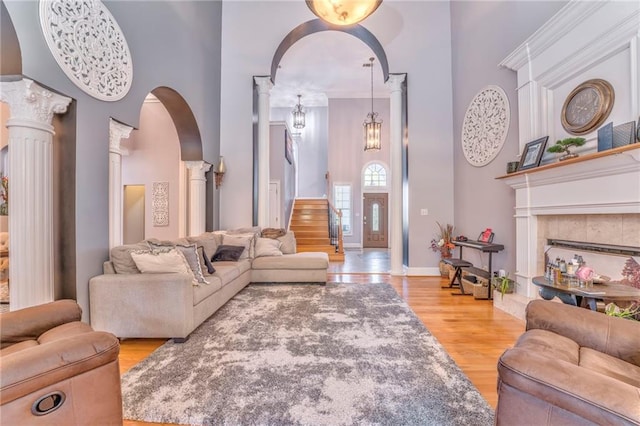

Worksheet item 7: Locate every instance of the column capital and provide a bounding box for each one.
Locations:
[0,79,72,132]
[109,118,133,154]
[185,161,212,180]
[386,73,407,93]
[254,76,273,94]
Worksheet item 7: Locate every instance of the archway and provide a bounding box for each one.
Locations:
[110,87,209,249]
[253,19,407,273]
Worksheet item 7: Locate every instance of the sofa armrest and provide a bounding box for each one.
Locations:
[89,273,194,339]
[498,347,640,425]
[0,331,119,405]
[526,300,640,366]
[0,300,82,349]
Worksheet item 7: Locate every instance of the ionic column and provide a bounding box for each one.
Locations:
[0,79,71,310]
[386,74,406,276]
[254,77,273,228]
[108,118,133,250]
[185,161,211,236]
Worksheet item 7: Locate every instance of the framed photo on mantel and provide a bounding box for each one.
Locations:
[517,136,548,171]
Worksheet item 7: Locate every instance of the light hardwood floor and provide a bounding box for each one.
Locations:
[120,274,525,426]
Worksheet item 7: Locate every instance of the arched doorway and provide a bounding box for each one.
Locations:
[253,19,407,273]
[110,87,208,249]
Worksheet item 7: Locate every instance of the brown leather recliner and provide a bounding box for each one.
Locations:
[497,299,640,425]
[0,300,123,425]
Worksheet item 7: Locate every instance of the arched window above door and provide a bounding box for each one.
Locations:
[363,163,387,187]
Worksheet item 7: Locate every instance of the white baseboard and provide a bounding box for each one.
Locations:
[343,243,362,249]
[405,267,441,276]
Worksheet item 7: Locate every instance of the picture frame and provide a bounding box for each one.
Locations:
[517,136,548,171]
[612,121,635,148]
[597,122,613,152]
[478,228,494,243]
[284,129,293,165]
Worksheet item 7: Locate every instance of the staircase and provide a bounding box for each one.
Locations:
[289,199,344,262]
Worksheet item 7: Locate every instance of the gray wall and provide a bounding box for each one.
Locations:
[271,106,328,198]
[3,0,222,320]
[450,1,566,274]
[328,98,390,246]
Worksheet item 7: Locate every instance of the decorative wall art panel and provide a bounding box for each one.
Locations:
[39,0,133,101]
[461,85,510,167]
[152,182,169,227]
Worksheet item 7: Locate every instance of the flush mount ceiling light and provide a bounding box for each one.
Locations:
[306,0,382,26]
[292,94,306,129]
[363,57,381,152]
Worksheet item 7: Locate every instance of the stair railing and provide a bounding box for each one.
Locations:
[327,200,344,254]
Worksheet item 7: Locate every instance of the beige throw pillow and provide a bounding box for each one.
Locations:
[278,231,297,254]
[255,237,283,257]
[110,241,151,274]
[147,240,209,284]
[130,249,196,284]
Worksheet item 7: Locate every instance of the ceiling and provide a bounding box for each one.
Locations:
[269,31,388,108]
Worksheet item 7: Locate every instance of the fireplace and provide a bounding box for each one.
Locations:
[496,2,640,319]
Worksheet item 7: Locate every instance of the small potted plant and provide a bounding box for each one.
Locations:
[547,137,586,161]
[492,274,515,300]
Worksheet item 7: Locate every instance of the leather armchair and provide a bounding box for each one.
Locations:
[0,300,123,425]
[497,299,640,425]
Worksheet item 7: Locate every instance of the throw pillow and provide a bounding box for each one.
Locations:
[255,237,283,257]
[211,245,245,262]
[278,231,297,254]
[147,240,208,285]
[262,228,287,239]
[198,246,216,274]
[130,249,195,283]
[222,234,253,259]
[110,241,151,274]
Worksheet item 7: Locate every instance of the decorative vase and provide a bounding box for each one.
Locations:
[439,261,448,277]
[440,247,452,259]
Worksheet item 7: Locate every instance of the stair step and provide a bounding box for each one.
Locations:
[294,199,327,205]
[329,253,345,262]
[291,215,328,222]
[296,244,336,252]
[296,238,331,245]
[294,230,329,238]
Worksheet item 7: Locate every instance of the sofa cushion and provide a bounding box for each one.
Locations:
[192,276,223,305]
[186,233,219,262]
[222,235,254,259]
[278,231,296,254]
[212,245,245,262]
[580,347,640,388]
[213,259,251,275]
[513,329,579,365]
[255,237,283,258]
[110,241,149,274]
[0,340,38,356]
[251,252,329,270]
[38,321,94,344]
[211,264,241,286]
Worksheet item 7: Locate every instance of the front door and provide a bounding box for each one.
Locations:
[363,193,388,248]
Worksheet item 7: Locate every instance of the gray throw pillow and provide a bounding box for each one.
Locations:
[212,245,245,262]
[110,241,150,274]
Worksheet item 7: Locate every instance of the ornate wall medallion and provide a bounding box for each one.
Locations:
[561,79,614,136]
[152,182,169,227]
[39,0,133,101]
[461,85,510,167]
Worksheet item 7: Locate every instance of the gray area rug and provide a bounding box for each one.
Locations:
[121,283,494,425]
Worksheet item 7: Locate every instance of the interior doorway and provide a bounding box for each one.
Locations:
[268,181,280,228]
[363,192,388,248]
[123,185,145,244]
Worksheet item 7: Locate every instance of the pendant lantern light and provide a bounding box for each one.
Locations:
[292,94,306,130]
[363,57,381,152]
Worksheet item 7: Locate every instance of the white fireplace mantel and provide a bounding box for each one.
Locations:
[496,0,640,319]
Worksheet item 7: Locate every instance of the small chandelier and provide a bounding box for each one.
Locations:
[306,0,382,26]
[292,94,306,129]
[364,57,381,152]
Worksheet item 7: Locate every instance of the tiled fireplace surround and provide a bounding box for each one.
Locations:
[536,214,640,280]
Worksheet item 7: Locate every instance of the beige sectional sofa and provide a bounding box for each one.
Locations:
[89,229,328,341]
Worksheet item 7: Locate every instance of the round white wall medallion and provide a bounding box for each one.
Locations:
[461,85,510,167]
[39,0,133,101]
